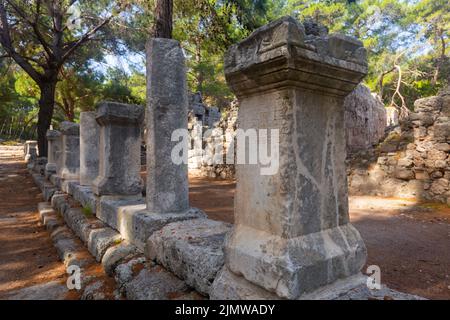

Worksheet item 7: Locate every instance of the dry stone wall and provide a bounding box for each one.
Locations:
[349,88,450,203]
[187,94,237,179]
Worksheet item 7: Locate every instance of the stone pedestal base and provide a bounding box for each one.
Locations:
[61,179,79,194]
[96,196,206,250]
[145,218,232,296]
[120,207,206,251]
[223,223,366,299]
[70,184,99,214]
[49,174,62,189]
[45,163,56,178]
[210,269,424,300]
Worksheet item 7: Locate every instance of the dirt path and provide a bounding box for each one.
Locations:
[0,145,72,299]
[189,176,450,300]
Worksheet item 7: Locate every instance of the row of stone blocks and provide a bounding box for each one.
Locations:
[32,16,426,300]
[31,170,216,299]
[31,166,424,300]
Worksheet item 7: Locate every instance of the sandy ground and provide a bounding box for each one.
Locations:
[1,146,448,299]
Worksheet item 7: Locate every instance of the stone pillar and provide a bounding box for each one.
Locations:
[92,102,143,196]
[45,130,61,177]
[146,38,189,213]
[80,112,100,186]
[24,140,37,162]
[59,122,80,180]
[211,17,368,299]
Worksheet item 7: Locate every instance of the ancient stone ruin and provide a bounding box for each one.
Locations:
[25,16,424,300]
[344,84,387,153]
[349,87,450,204]
[187,93,237,179]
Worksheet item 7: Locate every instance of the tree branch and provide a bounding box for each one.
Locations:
[5,0,53,59]
[60,14,113,66]
[0,0,42,82]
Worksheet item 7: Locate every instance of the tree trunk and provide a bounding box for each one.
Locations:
[195,36,203,92]
[37,81,57,157]
[153,0,173,38]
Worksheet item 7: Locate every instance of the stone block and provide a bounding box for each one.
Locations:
[92,102,144,196]
[96,196,145,231]
[146,38,189,213]
[71,184,99,214]
[119,205,206,251]
[101,242,138,276]
[80,112,100,186]
[215,16,368,299]
[59,121,80,180]
[146,218,232,296]
[210,267,280,300]
[87,227,122,262]
[124,265,190,300]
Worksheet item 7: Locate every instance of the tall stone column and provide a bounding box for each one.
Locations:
[80,112,100,186]
[45,130,61,177]
[92,102,143,196]
[146,38,189,213]
[59,122,80,181]
[211,17,368,299]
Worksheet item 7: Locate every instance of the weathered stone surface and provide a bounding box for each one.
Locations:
[24,140,37,162]
[92,101,144,196]
[45,130,61,177]
[59,121,80,180]
[146,38,189,213]
[124,265,190,300]
[146,218,232,296]
[54,237,82,264]
[224,17,367,99]
[96,196,145,231]
[71,184,99,214]
[345,84,386,153]
[218,16,368,299]
[394,168,415,180]
[211,269,424,300]
[51,192,70,216]
[61,207,103,244]
[118,204,206,251]
[101,242,138,276]
[80,281,107,300]
[114,256,147,293]
[210,267,280,300]
[38,202,54,221]
[50,174,62,189]
[80,112,100,186]
[87,227,122,262]
[349,87,450,203]
[299,274,425,300]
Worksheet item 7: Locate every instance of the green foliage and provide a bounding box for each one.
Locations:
[284,0,449,110]
[1,0,449,126]
[82,205,94,218]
